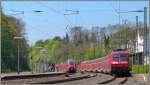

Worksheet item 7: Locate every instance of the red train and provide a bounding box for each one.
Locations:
[80,49,131,75]
[55,59,76,73]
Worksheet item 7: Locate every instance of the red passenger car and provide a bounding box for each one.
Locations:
[80,49,131,75]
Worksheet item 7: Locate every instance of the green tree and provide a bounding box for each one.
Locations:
[1,11,29,72]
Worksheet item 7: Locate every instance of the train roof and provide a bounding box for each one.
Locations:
[113,49,127,51]
[111,50,129,54]
[81,56,108,64]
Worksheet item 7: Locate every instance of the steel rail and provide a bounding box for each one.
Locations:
[98,76,128,84]
[33,74,94,84]
[119,77,128,84]
[98,76,116,84]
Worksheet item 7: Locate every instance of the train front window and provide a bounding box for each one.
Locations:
[113,54,128,60]
[69,60,75,65]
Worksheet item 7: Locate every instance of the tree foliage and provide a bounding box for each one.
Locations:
[1,11,29,73]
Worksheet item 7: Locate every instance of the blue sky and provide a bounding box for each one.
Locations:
[2,1,148,45]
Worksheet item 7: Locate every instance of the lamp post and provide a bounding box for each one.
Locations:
[35,46,48,73]
[35,46,43,73]
[14,36,24,74]
[11,10,43,73]
[41,49,48,73]
[31,54,33,74]
[30,44,34,74]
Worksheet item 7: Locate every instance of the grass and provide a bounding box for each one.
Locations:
[131,64,149,74]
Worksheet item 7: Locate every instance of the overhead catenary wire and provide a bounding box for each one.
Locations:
[37,1,86,35]
[4,9,52,44]
[107,1,119,14]
[35,12,65,30]
[37,1,130,32]
[38,2,63,15]
[37,1,73,26]
[107,1,124,24]
[26,25,51,37]
[64,1,80,34]
[18,10,52,37]
[108,0,123,49]
[25,25,52,45]
[37,1,75,38]
[6,11,50,38]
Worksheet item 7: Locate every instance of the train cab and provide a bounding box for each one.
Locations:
[110,49,130,74]
[67,59,76,73]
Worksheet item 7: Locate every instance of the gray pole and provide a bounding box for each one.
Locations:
[136,16,139,73]
[17,40,20,74]
[14,36,24,74]
[148,1,150,83]
[30,45,33,74]
[143,7,147,66]
[149,0,150,77]
[31,47,33,74]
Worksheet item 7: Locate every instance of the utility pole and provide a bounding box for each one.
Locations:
[135,16,138,55]
[136,16,140,73]
[143,7,148,65]
[120,6,149,73]
[147,0,150,82]
[17,39,20,74]
[94,44,96,59]
[120,7,148,72]
[31,55,33,74]
[149,0,150,77]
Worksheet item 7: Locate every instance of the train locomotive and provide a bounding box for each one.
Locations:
[55,59,76,73]
[80,49,131,75]
[110,50,131,74]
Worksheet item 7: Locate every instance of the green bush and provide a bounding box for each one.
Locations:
[131,64,149,73]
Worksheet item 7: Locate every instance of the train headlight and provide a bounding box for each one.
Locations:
[120,61,128,64]
[112,62,119,64]
[112,61,128,64]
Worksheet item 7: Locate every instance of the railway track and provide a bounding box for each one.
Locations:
[98,76,128,84]
[1,72,96,84]
[34,74,95,84]
[1,72,66,80]
[119,77,128,84]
